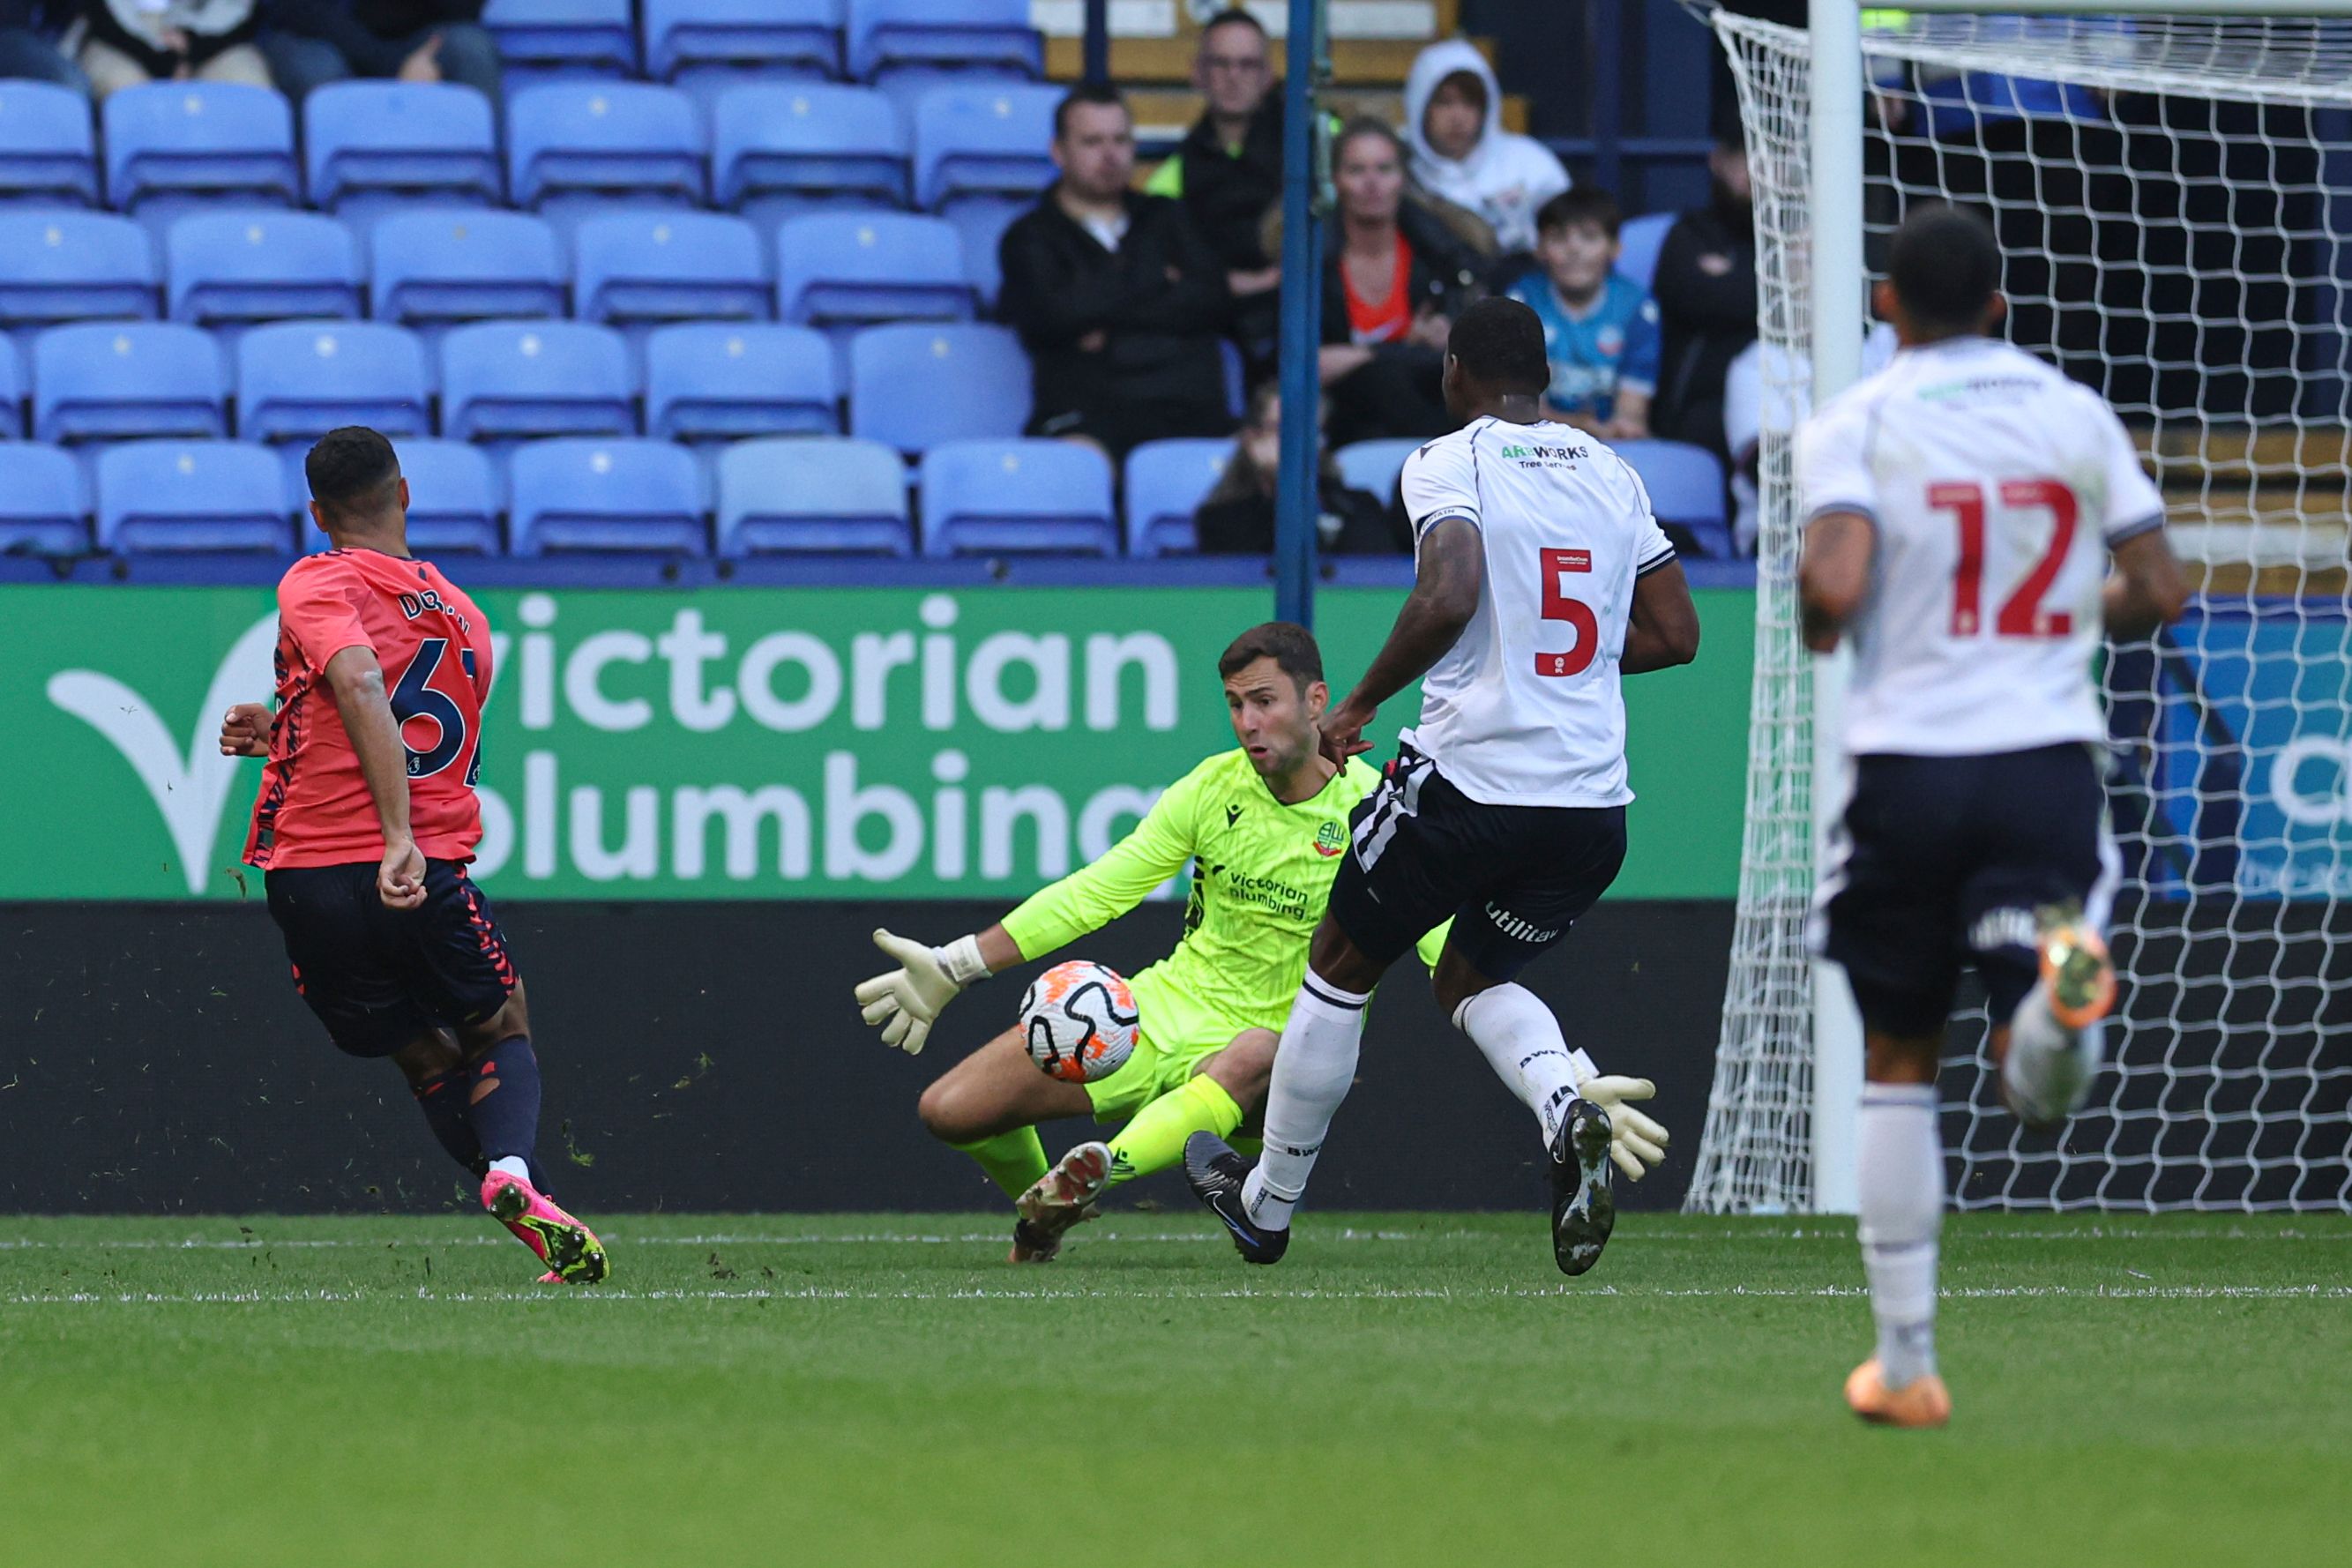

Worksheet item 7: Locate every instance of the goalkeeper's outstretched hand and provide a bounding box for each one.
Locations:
[853,929,960,1055]
[1583,1075,1669,1180]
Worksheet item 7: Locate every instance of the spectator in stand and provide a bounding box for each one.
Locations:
[1403,37,1570,258]
[1508,187,1660,441]
[1314,117,1480,448]
[1195,383,1404,556]
[1721,318,1896,554]
[997,82,1234,462]
[1651,125,1757,464]
[75,0,271,100]
[0,3,88,90]
[1144,7,1282,371]
[260,3,500,107]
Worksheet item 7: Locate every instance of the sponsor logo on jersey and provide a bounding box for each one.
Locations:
[1313,821,1344,857]
[1497,442,1593,465]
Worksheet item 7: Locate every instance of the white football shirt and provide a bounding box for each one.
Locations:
[1797,336,2166,758]
[1395,417,1677,807]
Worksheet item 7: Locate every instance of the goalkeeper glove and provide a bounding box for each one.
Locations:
[853,929,989,1056]
[1581,1075,1669,1181]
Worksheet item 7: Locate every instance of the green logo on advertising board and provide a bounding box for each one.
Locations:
[4,584,1752,901]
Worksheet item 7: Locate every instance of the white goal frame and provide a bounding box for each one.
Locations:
[1706,0,2352,1214]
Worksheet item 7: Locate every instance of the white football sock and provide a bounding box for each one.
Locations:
[1452,984,1595,1147]
[1857,1084,1944,1390]
[489,1155,532,1183]
[2001,982,2106,1125]
[1240,974,1369,1231]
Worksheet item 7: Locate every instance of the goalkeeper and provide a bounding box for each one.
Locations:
[854,623,1669,1263]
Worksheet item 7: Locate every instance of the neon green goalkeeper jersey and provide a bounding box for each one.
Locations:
[1001,749,1445,1034]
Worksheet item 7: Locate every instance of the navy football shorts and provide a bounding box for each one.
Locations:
[265,859,518,1057]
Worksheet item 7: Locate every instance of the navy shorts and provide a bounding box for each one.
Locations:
[265,859,518,1057]
[1811,743,2117,1038]
[1325,746,1627,982]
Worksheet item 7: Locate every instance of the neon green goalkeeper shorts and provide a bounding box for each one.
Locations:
[1083,964,1259,1124]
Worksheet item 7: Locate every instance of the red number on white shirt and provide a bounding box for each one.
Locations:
[1926,478,2079,640]
[1536,548,1600,677]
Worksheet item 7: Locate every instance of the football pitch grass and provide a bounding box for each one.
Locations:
[3,1211,2345,1566]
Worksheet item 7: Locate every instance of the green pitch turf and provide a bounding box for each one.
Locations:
[3,1211,2345,1567]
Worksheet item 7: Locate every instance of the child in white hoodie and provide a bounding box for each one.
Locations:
[1403,38,1571,257]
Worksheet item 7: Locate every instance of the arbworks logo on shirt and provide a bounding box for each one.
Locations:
[1497,442,1592,465]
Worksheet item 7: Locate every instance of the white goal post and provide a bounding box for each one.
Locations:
[1690,1,2352,1213]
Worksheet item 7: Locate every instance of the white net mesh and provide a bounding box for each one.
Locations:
[1691,7,2352,1213]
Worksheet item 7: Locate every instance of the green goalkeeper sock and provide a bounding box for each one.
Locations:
[1107,1074,1243,1185]
[949,1127,1049,1200]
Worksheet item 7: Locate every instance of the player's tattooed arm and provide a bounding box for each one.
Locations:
[1798,508,1878,652]
[2103,527,2191,639]
[217,702,272,758]
[1322,517,1485,763]
[322,646,425,911]
[1623,557,1701,674]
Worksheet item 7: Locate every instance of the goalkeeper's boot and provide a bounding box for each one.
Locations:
[1844,1359,1952,1429]
[1183,1132,1288,1266]
[1549,1096,1616,1277]
[482,1169,609,1284]
[1008,1141,1109,1264]
[2037,902,2117,1031]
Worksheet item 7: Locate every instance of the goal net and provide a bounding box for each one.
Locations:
[1690,5,2352,1213]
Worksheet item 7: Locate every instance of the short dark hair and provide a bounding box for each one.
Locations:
[1535,186,1623,240]
[1333,115,1406,168]
[1198,8,1266,43]
[1888,201,2001,334]
[1433,68,1489,115]
[1447,296,1550,396]
[305,427,400,521]
[1218,622,1324,691]
[1054,80,1128,141]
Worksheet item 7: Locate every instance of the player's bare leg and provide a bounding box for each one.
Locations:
[1188,919,1387,1263]
[454,981,608,1285]
[1434,947,1617,1275]
[1848,1031,1951,1427]
[917,1028,1094,1262]
[1994,902,2116,1131]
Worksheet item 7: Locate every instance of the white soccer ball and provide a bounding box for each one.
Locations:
[1018,960,1139,1083]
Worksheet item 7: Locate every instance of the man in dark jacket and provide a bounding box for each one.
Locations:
[260,0,500,106]
[1144,9,1282,369]
[1651,128,1758,464]
[998,82,1236,461]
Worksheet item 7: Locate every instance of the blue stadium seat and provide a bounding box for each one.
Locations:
[509,437,706,554]
[103,83,298,212]
[712,83,907,212]
[392,438,506,555]
[1124,437,1234,556]
[646,0,841,82]
[847,0,1041,84]
[166,212,362,326]
[573,212,768,325]
[236,322,430,444]
[0,334,22,437]
[1616,437,1731,557]
[483,0,639,74]
[0,212,157,330]
[0,442,84,555]
[1615,212,1676,292]
[0,81,99,205]
[370,210,565,326]
[911,83,1057,210]
[441,320,634,440]
[507,83,705,209]
[776,212,970,326]
[921,438,1114,557]
[1334,437,1421,505]
[717,436,909,556]
[33,323,223,443]
[646,322,836,440]
[848,322,1025,455]
[945,198,1020,306]
[304,82,502,210]
[97,438,288,554]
